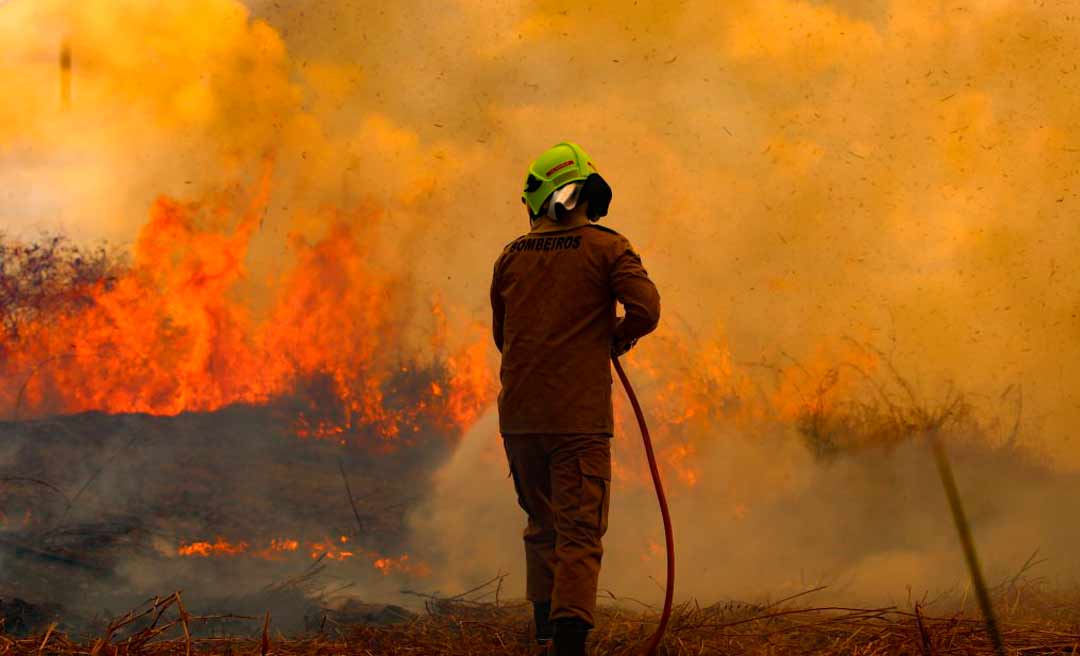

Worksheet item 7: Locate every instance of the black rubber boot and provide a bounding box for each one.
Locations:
[533,600,553,646]
[552,618,590,656]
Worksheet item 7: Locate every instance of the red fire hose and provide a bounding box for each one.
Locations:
[612,355,674,656]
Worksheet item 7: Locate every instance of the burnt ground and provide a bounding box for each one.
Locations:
[0,405,453,636]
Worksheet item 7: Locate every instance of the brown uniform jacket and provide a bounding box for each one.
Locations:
[490,223,661,435]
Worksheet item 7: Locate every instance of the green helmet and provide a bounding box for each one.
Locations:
[521,142,611,219]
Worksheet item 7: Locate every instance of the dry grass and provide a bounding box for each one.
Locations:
[5,583,1080,656]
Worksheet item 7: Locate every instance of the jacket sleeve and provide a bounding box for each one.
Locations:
[490,256,505,352]
[610,237,661,342]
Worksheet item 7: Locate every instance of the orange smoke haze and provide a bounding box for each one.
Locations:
[4,0,1080,609]
[3,0,1078,460]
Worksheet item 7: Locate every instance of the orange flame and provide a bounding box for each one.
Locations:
[308,537,355,561]
[611,326,880,493]
[0,184,496,446]
[372,553,431,577]
[178,536,250,557]
[176,534,429,576]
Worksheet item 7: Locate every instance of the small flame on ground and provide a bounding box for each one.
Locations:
[176,535,429,576]
[178,536,250,557]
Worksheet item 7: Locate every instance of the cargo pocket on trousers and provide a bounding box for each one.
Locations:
[507,459,531,516]
[578,455,611,535]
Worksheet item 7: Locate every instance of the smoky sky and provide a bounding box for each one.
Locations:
[3,0,1080,607]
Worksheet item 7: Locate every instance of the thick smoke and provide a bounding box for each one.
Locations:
[3,0,1080,613]
[411,395,1080,608]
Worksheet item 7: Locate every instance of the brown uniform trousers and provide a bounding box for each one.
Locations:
[503,433,611,627]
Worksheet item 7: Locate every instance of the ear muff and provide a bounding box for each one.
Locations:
[582,173,612,221]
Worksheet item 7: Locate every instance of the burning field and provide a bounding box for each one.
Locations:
[5,0,1080,653]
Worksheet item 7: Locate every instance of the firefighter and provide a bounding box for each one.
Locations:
[490,142,661,655]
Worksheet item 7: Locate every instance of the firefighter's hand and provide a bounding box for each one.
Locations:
[612,336,638,357]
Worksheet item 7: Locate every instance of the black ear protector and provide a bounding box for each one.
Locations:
[524,174,544,220]
[524,174,543,193]
[581,173,612,221]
